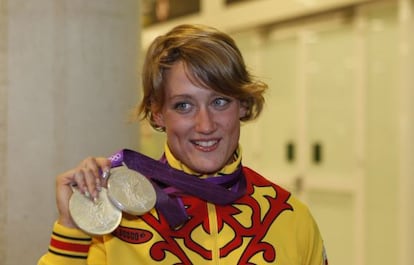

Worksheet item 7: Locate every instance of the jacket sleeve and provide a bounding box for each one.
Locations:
[300,207,328,265]
[37,221,92,265]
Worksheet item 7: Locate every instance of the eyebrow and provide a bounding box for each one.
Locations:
[167,94,193,100]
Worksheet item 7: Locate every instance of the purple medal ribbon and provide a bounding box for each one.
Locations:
[108,149,246,228]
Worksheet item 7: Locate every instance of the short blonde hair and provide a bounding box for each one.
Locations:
[137,24,267,131]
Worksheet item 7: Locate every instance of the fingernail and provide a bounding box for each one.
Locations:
[102,169,110,180]
[96,179,102,192]
[84,191,91,198]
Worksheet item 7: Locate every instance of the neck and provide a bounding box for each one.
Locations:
[163,143,242,176]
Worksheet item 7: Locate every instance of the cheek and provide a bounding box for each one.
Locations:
[222,115,241,136]
[231,121,241,138]
[164,114,191,135]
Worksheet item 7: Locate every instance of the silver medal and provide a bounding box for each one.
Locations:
[69,188,122,235]
[107,166,156,216]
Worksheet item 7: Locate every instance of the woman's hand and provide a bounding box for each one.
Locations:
[55,157,112,228]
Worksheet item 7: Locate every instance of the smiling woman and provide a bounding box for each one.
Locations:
[151,61,246,174]
[37,24,328,265]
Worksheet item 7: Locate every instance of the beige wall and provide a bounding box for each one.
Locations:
[0,1,140,264]
[0,0,8,262]
[141,1,414,265]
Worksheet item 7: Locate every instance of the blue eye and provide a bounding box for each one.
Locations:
[212,98,231,108]
[173,102,192,113]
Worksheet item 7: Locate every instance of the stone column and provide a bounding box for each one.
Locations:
[2,1,140,264]
[0,0,8,262]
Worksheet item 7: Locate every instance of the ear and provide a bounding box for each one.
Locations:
[152,111,166,128]
[239,101,248,119]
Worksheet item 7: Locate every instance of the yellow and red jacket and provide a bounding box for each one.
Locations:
[38,149,327,265]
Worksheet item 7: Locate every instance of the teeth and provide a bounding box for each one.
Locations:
[195,140,217,147]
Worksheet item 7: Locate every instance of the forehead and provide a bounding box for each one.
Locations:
[164,62,205,94]
[165,61,190,84]
[164,63,236,105]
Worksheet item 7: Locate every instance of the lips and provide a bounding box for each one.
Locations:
[192,139,219,151]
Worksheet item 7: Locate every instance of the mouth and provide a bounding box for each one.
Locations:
[192,139,219,151]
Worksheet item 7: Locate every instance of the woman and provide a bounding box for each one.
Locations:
[38,24,327,265]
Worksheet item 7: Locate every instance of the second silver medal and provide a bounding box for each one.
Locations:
[107,166,157,216]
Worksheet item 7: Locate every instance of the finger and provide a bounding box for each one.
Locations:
[94,157,112,188]
[97,157,112,175]
[73,157,112,201]
[72,171,90,197]
[81,167,99,200]
[99,168,111,188]
[82,157,102,178]
[78,157,102,199]
[83,156,111,177]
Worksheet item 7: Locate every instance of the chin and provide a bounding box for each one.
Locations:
[191,163,223,175]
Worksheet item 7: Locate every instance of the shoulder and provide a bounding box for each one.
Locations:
[240,166,326,263]
[242,166,291,199]
[242,166,282,188]
[241,166,316,220]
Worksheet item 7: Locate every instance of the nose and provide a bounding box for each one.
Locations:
[195,107,216,134]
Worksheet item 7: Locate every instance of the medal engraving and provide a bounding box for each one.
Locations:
[69,188,122,235]
[107,166,156,215]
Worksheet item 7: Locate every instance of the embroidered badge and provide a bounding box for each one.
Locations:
[112,226,153,244]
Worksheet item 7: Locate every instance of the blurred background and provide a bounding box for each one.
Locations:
[1,0,413,264]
